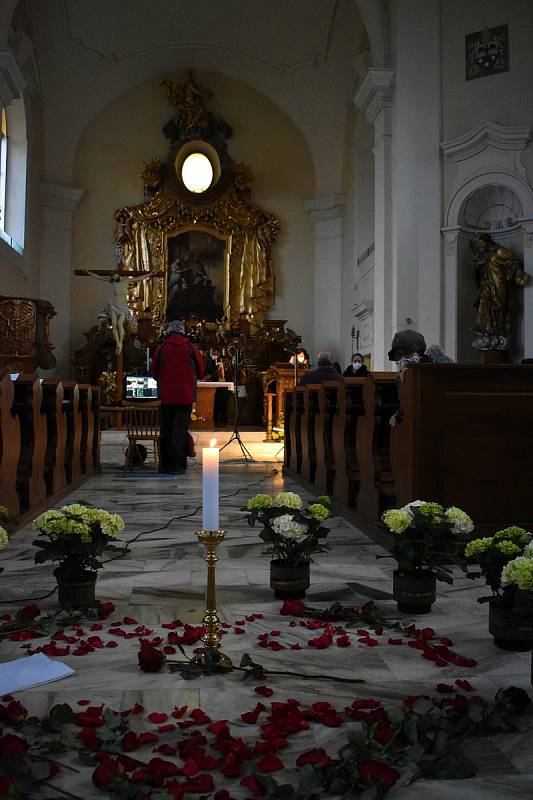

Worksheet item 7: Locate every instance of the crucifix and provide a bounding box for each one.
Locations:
[75,267,162,425]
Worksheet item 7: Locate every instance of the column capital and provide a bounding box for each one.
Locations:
[0,48,24,107]
[353,68,395,126]
[40,182,84,213]
[304,194,344,222]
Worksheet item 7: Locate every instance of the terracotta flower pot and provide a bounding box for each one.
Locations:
[392,570,436,614]
[489,599,533,652]
[270,559,310,600]
[56,573,97,609]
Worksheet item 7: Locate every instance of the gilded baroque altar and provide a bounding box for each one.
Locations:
[74,74,305,426]
[112,73,280,328]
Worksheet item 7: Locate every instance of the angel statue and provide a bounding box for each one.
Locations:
[471,233,529,350]
[79,269,159,355]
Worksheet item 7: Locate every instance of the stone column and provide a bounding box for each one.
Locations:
[304,194,344,361]
[39,182,83,378]
[390,0,442,347]
[354,68,394,370]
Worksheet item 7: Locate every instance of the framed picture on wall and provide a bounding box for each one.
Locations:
[165,227,230,321]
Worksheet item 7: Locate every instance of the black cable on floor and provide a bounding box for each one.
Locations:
[1,470,279,602]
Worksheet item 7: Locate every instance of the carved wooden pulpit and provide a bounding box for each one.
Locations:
[0,296,56,372]
[261,362,308,434]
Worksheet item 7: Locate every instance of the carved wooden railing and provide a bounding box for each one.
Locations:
[0,371,101,523]
[284,366,533,533]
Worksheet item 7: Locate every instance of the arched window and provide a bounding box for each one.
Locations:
[0,108,7,234]
[0,99,26,255]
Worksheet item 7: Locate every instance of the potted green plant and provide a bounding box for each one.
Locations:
[32,504,125,608]
[464,527,533,651]
[244,491,332,599]
[381,501,474,614]
[0,519,9,574]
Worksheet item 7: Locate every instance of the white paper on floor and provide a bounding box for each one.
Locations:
[0,653,74,695]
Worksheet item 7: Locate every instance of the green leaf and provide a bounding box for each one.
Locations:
[299,764,325,793]
[404,716,418,744]
[360,786,379,800]
[412,697,433,716]
[29,760,52,781]
[407,742,426,762]
[467,702,484,723]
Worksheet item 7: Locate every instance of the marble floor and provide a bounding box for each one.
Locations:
[0,430,531,798]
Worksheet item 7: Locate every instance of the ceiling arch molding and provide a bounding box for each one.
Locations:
[354,0,390,68]
[0,0,18,48]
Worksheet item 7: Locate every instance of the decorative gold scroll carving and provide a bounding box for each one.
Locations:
[112,75,280,326]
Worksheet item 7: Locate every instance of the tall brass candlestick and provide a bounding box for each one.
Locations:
[194,529,232,665]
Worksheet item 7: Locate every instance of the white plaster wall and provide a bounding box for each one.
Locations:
[28,0,365,197]
[71,72,315,364]
[442,1,533,204]
[441,0,533,361]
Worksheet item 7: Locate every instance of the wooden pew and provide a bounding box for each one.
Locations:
[91,386,101,470]
[301,386,317,484]
[41,379,67,497]
[284,389,294,472]
[344,377,367,509]
[78,384,94,475]
[390,364,533,531]
[356,373,397,521]
[62,382,82,486]
[0,370,21,517]
[12,374,47,513]
[294,386,306,474]
[313,385,328,493]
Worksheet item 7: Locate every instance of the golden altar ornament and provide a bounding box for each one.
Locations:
[193,529,232,665]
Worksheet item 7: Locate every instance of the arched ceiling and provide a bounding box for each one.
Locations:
[11,0,370,193]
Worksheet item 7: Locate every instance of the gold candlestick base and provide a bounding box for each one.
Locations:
[192,529,232,666]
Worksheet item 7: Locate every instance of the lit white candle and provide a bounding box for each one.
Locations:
[202,438,219,530]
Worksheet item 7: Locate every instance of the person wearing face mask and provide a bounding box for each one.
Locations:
[343,353,369,377]
[388,329,433,426]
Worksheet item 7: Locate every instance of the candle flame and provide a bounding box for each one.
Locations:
[210,438,217,448]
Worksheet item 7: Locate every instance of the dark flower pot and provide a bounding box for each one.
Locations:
[55,572,97,609]
[489,599,533,652]
[270,560,310,600]
[393,571,436,614]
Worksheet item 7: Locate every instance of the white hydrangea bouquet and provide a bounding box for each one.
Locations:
[243,491,332,567]
[498,547,533,620]
[381,500,474,583]
[33,504,124,583]
[463,526,532,593]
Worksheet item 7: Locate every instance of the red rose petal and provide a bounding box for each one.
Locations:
[148,712,168,724]
[258,753,284,772]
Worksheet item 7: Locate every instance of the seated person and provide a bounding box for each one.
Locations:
[343,353,368,377]
[388,329,432,426]
[289,347,310,367]
[299,352,344,385]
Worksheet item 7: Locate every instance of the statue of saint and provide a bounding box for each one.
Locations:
[471,233,529,349]
[79,269,158,355]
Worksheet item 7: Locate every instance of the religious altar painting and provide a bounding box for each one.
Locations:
[166,229,228,321]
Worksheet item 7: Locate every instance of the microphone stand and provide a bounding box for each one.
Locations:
[219,345,254,462]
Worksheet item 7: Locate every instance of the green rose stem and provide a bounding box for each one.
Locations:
[167,651,365,685]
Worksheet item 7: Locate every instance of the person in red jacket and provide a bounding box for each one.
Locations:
[150,313,205,474]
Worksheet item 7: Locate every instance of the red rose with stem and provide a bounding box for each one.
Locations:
[138,640,165,672]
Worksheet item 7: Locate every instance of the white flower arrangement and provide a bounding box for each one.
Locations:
[271,514,308,541]
[0,527,8,549]
[243,491,332,566]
